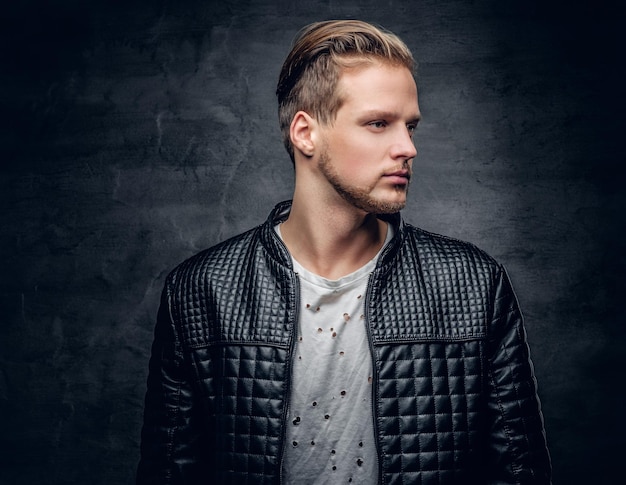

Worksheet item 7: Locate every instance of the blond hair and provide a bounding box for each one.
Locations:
[276,20,416,163]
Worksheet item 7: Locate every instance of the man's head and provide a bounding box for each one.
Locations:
[276,20,416,164]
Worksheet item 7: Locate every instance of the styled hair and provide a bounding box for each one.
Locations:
[276,20,416,163]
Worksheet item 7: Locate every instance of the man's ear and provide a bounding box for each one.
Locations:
[289,111,317,157]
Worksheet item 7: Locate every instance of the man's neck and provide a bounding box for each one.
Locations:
[280,196,388,280]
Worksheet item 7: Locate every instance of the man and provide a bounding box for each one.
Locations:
[137,20,551,484]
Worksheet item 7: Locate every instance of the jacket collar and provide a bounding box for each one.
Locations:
[259,200,405,271]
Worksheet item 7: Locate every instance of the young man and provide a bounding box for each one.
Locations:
[137,20,551,484]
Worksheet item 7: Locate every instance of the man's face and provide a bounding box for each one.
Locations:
[317,62,420,214]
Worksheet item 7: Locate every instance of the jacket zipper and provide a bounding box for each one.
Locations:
[364,270,384,485]
[278,270,300,485]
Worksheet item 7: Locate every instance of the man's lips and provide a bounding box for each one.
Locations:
[383,170,411,184]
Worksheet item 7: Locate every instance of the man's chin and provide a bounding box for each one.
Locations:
[352,197,406,215]
[367,191,408,214]
[330,178,408,214]
[371,202,406,215]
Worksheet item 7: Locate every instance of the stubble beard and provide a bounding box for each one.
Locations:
[318,151,409,215]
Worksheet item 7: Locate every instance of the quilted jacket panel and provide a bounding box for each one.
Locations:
[137,201,551,484]
[376,340,485,483]
[192,344,289,483]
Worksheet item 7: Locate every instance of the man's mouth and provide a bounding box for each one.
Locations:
[383,169,411,184]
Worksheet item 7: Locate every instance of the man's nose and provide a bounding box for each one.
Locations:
[391,127,417,160]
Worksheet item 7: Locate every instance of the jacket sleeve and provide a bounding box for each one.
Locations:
[484,265,552,484]
[136,278,207,484]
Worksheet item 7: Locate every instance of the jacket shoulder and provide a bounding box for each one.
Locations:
[160,222,295,346]
[166,225,263,290]
[403,223,501,273]
[369,223,505,340]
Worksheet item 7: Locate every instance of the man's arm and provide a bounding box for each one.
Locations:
[136,281,206,484]
[484,266,552,484]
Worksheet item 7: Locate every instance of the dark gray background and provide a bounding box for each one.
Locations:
[1,0,623,483]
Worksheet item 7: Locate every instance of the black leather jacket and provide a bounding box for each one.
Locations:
[137,201,551,484]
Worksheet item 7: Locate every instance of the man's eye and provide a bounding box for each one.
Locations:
[369,121,387,129]
[407,124,417,135]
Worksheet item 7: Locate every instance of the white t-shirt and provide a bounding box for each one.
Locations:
[277,224,392,484]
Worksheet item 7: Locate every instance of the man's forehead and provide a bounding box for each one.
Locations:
[337,62,417,91]
[337,65,420,117]
[337,59,415,80]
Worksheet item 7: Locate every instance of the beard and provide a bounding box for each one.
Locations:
[318,151,409,214]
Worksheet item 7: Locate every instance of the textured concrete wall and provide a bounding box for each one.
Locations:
[1,0,623,483]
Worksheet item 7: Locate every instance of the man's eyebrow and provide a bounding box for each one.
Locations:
[358,110,421,122]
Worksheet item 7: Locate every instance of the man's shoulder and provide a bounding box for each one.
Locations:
[401,223,500,270]
[166,224,264,286]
